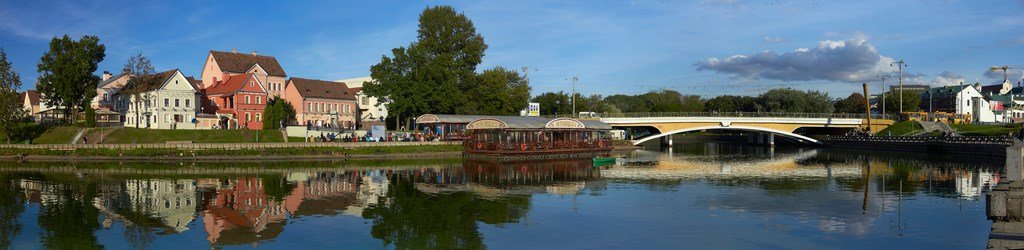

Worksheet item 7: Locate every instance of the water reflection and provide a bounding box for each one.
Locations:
[0,145,1002,248]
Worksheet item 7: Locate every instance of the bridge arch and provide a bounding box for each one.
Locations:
[631,125,821,146]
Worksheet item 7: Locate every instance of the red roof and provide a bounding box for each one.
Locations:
[210,50,287,77]
[205,74,258,96]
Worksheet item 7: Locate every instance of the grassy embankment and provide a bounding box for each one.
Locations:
[952,123,1022,136]
[877,121,922,136]
[0,124,80,144]
[0,144,463,157]
[92,127,285,143]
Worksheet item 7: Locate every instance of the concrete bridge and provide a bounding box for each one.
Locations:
[599,112,893,146]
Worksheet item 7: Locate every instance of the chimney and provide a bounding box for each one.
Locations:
[251,51,258,56]
[102,71,112,81]
[231,48,238,53]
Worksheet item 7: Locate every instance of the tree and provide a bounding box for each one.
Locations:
[639,90,684,112]
[36,35,106,123]
[121,52,155,76]
[704,95,760,112]
[680,95,705,112]
[755,88,833,113]
[262,97,297,130]
[366,5,488,118]
[468,66,531,115]
[0,48,25,143]
[883,91,921,115]
[83,106,95,127]
[833,93,868,114]
[531,91,571,115]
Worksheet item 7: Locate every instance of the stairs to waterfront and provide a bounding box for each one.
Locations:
[919,121,956,135]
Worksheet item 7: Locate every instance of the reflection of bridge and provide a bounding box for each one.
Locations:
[600,113,893,146]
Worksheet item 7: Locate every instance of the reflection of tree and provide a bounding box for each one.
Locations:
[262,175,296,202]
[0,174,24,247]
[37,176,102,249]
[362,174,530,249]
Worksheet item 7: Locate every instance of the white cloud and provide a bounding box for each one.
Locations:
[695,39,896,82]
[931,71,964,86]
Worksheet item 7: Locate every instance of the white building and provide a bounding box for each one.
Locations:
[116,69,202,129]
[924,84,998,123]
[336,76,389,128]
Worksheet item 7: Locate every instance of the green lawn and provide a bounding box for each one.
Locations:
[0,144,463,157]
[877,121,922,136]
[31,126,81,144]
[952,123,1022,136]
[100,128,285,143]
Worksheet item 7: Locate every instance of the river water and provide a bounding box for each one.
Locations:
[0,142,1002,249]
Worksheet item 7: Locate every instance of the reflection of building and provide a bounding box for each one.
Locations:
[955,169,995,199]
[121,179,198,232]
[201,178,287,245]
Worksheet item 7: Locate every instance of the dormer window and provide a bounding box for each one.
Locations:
[250,81,254,87]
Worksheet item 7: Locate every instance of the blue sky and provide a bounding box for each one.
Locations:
[1,0,1022,98]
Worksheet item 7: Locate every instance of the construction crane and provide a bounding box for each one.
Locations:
[991,65,1016,82]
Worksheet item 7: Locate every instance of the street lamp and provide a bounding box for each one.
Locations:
[890,60,908,114]
[567,76,578,117]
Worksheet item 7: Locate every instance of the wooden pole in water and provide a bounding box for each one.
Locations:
[863,83,873,134]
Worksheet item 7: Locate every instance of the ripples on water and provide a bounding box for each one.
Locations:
[0,143,1001,249]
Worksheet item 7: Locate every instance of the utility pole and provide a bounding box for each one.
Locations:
[567,76,578,117]
[879,74,892,118]
[891,60,908,114]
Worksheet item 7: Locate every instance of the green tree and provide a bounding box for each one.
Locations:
[468,66,531,115]
[833,93,868,114]
[366,5,488,118]
[263,97,297,130]
[704,95,760,112]
[755,88,833,113]
[83,105,95,127]
[0,173,25,247]
[639,90,684,112]
[883,91,921,115]
[531,91,571,115]
[36,35,106,124]
[605,94,650,113]
[680,95,705,112]
[0,48,25,143]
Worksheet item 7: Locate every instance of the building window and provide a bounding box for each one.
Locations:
[246,112,251,121]
[165,114,170,122]
[245,96,251,104]
[306,103,310,111]
[257,96,261,104]
[362,97,368,105]
[256,113,262,121]
[185,99,190,107]
[164,99,169,107]
[175,99,180,107]
[250,81,254,87]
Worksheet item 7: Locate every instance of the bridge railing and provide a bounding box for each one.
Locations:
[600,112,889,119]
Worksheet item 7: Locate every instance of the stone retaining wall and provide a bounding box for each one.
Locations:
[0,141,457,150]
[824,136,1012,157]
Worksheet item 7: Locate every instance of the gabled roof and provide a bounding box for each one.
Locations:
[288,78,355,100]
[205,74,262,96]
[210,50,287,77]
[22,90,39,105]
[185,76,202,91]
[99,73,130,88]
[119,69,179,94]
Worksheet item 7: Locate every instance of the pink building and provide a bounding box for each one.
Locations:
[200,50,288,99]
[283,78,358,128]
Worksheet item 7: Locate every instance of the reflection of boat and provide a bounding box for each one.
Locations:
[593,157,616,166]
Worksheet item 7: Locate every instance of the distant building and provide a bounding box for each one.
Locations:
[200,50,288,99]
[920,83,997,123]
[92,71,131,111]
[203,73,269,130]
[21,90,41,115]
[336,76,389,129]
[889,84,929,95]
[284,77,358,128]
[116,69,201,129]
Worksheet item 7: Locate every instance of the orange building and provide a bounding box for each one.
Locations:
[203,74,268,130]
